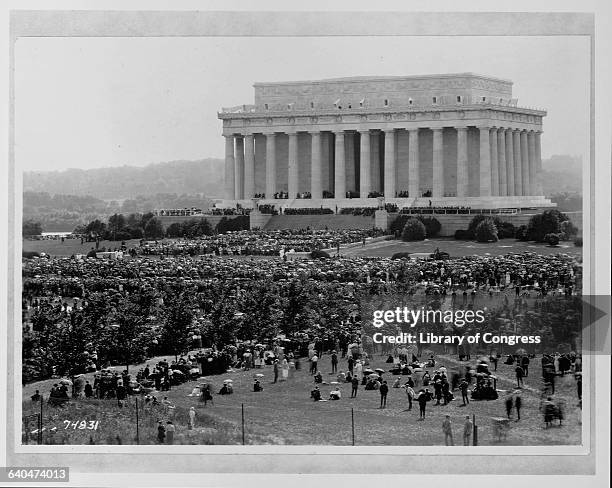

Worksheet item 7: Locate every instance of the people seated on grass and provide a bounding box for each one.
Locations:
[329,387,341,400]
[313,371,323,384]
[253,379,263,392]
[311,386,322,401]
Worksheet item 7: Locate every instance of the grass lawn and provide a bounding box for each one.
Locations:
[22,353,582,446]
[22,238,143,257]
[345,237,583,259]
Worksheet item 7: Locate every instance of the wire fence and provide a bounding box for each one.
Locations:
[23,395,490,446]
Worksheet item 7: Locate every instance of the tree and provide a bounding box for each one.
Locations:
[161,293,194,359]
[166,222,184,238]
[475,218,499,242]
[22,219,42,236]
[401,218,426,241]
[85,219,106,237]
[144,217,164,239]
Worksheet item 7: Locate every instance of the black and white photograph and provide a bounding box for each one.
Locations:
[1,3,610,487]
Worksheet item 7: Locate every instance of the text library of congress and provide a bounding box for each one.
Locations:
[218,73,554,209]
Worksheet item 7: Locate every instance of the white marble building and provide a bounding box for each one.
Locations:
[218,73,553,209]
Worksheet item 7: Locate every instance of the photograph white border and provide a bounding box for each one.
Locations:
[2,1,610,480]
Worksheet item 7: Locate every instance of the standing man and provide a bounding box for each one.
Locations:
[273,360,279,383]
[505,395,514,419]
[515,394,522,421]
[442,415,454,446]
[310,354,318,375]
[379,381,389,408]
[351,375,359,398]
[521,356,530,377]
[515,364,525,388]
[463,416,473,446]
[417,390,428,420]
[405,384,415,411]
[331,351,338,374]
[459,378,470,406]
[347,355,354,374]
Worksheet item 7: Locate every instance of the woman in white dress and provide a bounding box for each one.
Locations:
[354,360,363,379]
[281,358,289,381]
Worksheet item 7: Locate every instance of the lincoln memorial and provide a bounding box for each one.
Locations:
[218,73,553,209]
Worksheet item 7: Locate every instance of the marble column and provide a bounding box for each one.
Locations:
[513,129,522,196]
[528,131,537,196]
[479,126,491,197]
[489,128,499,197]
[224,135,235,200]
[265,133,276,198]
[359,130,371,197]
[310,131,322,198]
[370,131,381,192]
[384,129,396,198]
[408,128,420,197]
[497,129,507,196]
[287,132,299,198]
[520,131,530,196]
[535,131,543,195]
[505,129,515,196]
[334,131,346,198]
[244,134,255,199]
[234,136,244,200]
[432,128,444,197]
[456,127,468,198]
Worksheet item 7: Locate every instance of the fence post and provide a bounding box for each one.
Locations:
[39,396,44,445]
[351,408,355,446]
[37,414,42,445]
[241,403,245,445]
[473,414,478,446]
[135,397,140,445]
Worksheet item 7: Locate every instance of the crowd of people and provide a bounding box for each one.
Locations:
[125,229,381,257]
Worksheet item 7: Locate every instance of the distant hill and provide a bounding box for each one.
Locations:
[541,155,582,195]
[24,159,225,200]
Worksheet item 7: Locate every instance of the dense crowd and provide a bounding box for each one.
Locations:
[132,229,382,256]
[23,248,580,306]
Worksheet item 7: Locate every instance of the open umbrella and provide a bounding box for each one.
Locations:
[59,379,72,386]
[368,373,379,379]
[374,368,385,373]
[362,368,375,374]
[254,373,265,378]
[516,348,528,355]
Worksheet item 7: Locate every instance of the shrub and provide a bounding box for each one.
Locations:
[559,220,579,240]
[390,215,411,236]
[474,219,499,242]
[417,216,441,238]
[574,237,583,247]
[527,209,568,242]
[401,219,426,241]
[310,249,331,259]
[515,225,529,241]
[493,219,515,239]
[467,214,489,235]
[216,216,249,233]
[545,233,560,246]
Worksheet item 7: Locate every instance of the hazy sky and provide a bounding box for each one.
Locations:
[15,35,589,172]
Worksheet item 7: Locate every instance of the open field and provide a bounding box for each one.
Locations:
[343,237,582,258]
[22,353,582,446]
[22,238,142,257]
[22,236,582,260]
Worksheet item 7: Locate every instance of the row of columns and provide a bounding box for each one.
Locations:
[224,127,543,200]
